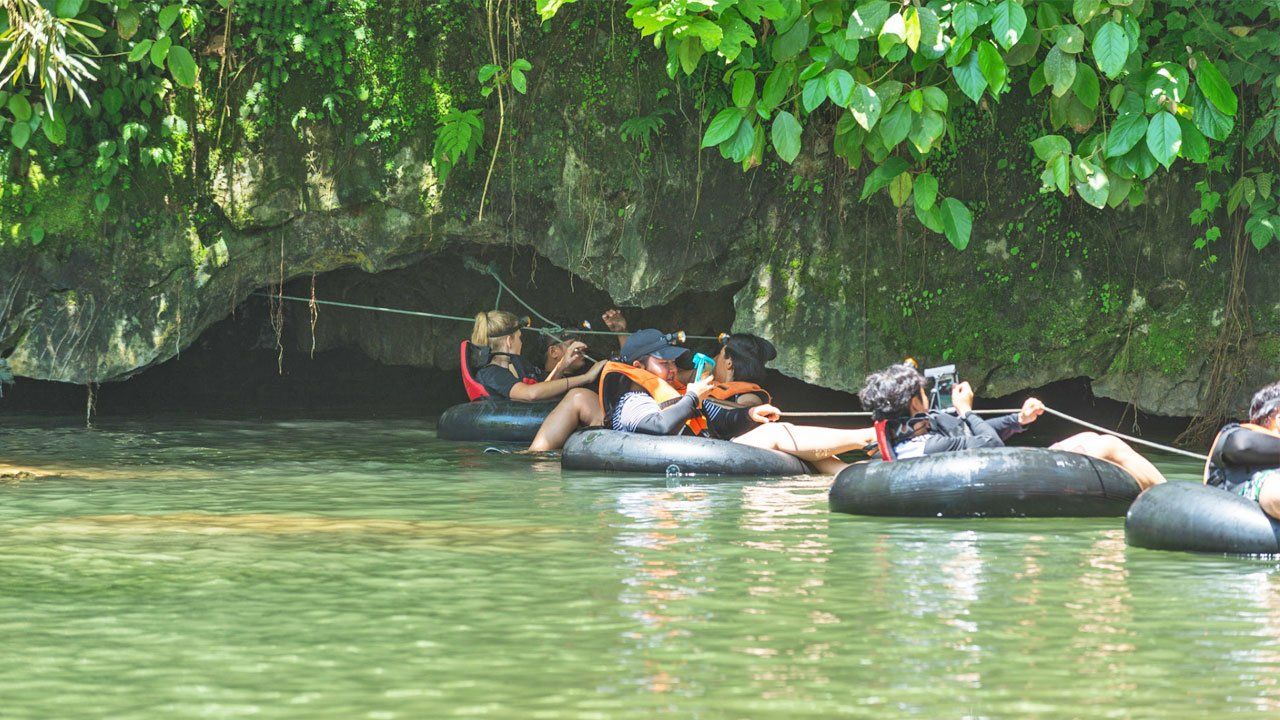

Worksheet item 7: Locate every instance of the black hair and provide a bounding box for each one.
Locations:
[1249,381,1280,425]
[722,334,776,383]
[858,363,927,420]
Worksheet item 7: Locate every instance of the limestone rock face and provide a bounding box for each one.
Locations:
[1,3,1277,419]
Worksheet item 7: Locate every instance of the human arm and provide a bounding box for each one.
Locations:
[602,309,628,348]
[1218,427,1280,467]
[616,374,713,435]
[509,360,605,401]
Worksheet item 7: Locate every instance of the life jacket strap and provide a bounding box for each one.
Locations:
[874,419,896,462]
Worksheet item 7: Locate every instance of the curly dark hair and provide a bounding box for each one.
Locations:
[1249,380,1280,425]
[722,333,777,383]
[858,363,926,420]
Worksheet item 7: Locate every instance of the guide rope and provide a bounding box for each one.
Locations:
[781,406,1208,460]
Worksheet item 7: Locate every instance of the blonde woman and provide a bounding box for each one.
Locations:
[470,310,604,401]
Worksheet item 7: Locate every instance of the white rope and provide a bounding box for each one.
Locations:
[781,406,1208,461]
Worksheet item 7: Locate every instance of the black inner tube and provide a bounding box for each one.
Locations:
[562,428,813,477]
[829,447,1142,518]
[1125,482,1280,555]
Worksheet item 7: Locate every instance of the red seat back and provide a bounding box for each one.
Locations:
[459,340,489,401]
[874,419,896,462]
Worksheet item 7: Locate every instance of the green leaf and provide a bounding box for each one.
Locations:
[771,110,802,163]
[1145,63,1188,110]
[702,108,745,148]
[802,78,827,113]
[677,37,704,75]
[909,109,945,153]
[878,102,913,149]
[478,64,500,83]
[151,35,173,69]
[922,87,948,113]
[916,6,945,59]
[1092,22,1127,79]
[1191,85,1234,141]
[1246,216,1277,251]
[94,192,110,213]
[510,68,528,94]
[128,39,153,63]
[889,172,913,207]
[824,30,859,62]
[952,2,986,40]
[940,197,973,250]
[30,226,44,245]
[1044,47,1077,98]
[732,71,755,108]
[1031,135,1070,162]
[1055,25,1085,54]
[850,83,882,130]
[102,87,124,116]
[117,7,141,40]
[760,63,795,112]
[158,4,181,31]
[1176,116,1209,164]
[1043,153,1070,195]
[773,16,810,60]
[977,41,1007,95]
[55,0,84,18]
[42,117,66,145]
[1072,157,1109,208]
[860,157,910,200]
[952,51,987,104]
[991,0,1027,50]
[1073,64,1099,109]
[167,46,198,88]
[718,14,757,62]
[1145,111,1181,169]
[914,172,938,211]
[880,12,906,44]
[7,94,31,122]
[1193,58,1237,117]
[826,69,856,108]
[1073,0,1101,24]
[916,202,945,232]
[725,118,756,162]
[902,7,922,52]
[847,1,891,40]
[1104,113,1147,158]
[10,122,29,149]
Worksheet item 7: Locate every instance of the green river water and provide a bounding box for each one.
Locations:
[2,414,1278,719]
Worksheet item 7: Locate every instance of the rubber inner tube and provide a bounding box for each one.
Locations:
[829,447,1142,518]
[562,428,813,477]
[1125,481,1280,555]
[437,399,556,443]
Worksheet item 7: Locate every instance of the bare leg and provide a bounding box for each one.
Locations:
[731,422,875,475]
[1258,477,1280,522]
[528,388,603,452]
[1050,431,1167,490]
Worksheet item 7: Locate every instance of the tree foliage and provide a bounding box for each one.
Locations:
[539,0,1276,253]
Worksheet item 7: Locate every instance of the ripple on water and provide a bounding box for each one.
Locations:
[1,415,1278,718]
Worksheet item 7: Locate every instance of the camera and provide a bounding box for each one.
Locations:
[924,364,958,410]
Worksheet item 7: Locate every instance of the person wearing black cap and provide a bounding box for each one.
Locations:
[602,329,716,436]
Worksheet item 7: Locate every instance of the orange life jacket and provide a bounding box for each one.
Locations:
[706,382,770,404]
[597,361,708,436]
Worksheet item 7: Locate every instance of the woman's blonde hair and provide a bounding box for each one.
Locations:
[471,310,522,349]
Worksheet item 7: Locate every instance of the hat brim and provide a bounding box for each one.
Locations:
[649,345,688,361]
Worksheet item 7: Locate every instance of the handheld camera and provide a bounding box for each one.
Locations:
[924,364,958,410]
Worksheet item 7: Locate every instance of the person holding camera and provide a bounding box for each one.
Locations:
[858,363,1165,489]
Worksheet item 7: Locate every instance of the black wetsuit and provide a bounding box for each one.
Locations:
[1206,423,1280,498]
[474,354,545,399]
[891,410,1027,459]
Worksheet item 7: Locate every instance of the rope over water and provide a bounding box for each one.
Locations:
[781,407,1207,461]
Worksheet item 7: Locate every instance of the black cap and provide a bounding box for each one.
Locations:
[619,329,688,364]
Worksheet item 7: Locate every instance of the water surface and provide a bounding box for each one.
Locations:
[2,416,1276,719]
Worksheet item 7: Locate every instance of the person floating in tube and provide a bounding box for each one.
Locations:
[857,363,1166,489]
[1205,381,1280,519]
[469,310,606,401]
[589,329,874,474]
